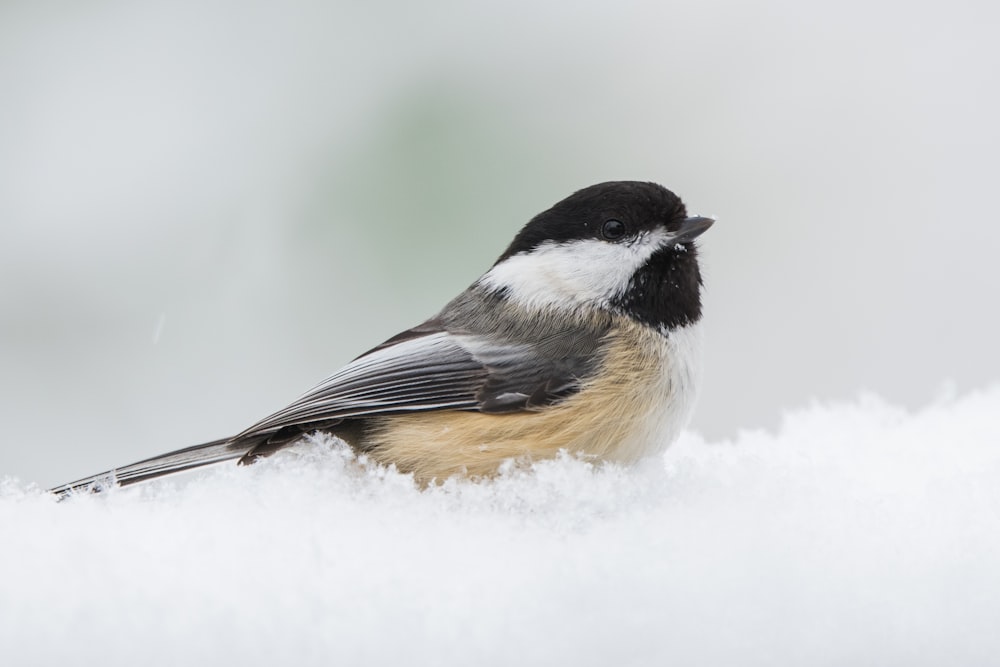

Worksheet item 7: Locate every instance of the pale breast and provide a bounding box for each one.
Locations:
[363,319,702,483]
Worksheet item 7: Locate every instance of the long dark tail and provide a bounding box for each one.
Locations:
[49,438,249,498]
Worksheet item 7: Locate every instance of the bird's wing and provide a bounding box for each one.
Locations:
[49,322,603,498]
[234,326,599,441]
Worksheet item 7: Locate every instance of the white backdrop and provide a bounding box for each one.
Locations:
[1,0,998,487]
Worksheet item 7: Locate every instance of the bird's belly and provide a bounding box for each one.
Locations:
[362,320,702,483]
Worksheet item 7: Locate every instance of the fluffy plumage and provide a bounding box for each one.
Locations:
[50,181,712,497]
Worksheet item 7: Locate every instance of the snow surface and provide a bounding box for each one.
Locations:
[3,388,1000,666]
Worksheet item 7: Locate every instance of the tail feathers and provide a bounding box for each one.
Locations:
[49,438,248,498]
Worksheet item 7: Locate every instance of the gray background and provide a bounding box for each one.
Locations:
[2,0,998,488]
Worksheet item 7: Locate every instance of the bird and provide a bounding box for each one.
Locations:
[50,181,713,497]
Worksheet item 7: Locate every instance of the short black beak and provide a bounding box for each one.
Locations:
[672,216,714,244]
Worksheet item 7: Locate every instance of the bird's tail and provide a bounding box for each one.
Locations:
[49,438,248,498]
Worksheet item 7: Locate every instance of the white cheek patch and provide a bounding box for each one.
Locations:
[478,231,669,310]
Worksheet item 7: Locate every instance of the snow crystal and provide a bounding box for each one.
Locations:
[2,387,999,666]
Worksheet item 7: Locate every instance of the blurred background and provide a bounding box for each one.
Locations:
[1,0,998,488]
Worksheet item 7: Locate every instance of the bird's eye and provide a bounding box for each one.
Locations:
[601,219,627,240]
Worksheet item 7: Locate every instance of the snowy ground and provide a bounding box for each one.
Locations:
[3,388,999,666]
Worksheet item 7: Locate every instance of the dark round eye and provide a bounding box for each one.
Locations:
[601,219,627,240]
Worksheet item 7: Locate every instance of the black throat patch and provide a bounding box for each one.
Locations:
[612,243,704,331]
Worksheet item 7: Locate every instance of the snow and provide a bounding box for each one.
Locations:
[3,387,1000,666]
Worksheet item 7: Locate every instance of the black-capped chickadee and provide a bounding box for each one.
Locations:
[51,181,713,496]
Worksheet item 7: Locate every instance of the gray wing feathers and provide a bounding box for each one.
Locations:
[49,290,611,497]
[236,317,604,441]
[237,332,488,438]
